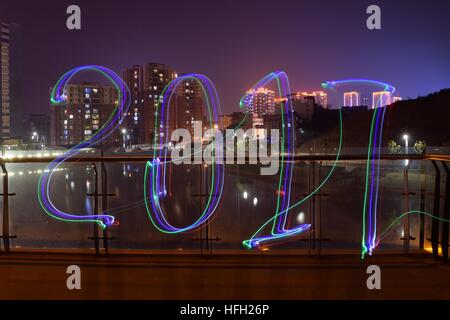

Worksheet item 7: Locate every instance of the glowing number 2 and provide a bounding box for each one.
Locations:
[38,65,131,229]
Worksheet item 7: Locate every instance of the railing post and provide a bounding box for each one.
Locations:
[318,160,322,256]
[311,161,316,251]
[307,160,313,254]
[419,160,426,249]
[441,162,449,263]
[101,162,109,255]
[430,161,441,260]
[191,164,221,255]
[87,162,115,255]
[91,163,100,255]
[0,163,16,254]
[402,160,413,255]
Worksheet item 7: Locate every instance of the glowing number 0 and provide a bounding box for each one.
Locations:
[144,74,225,233]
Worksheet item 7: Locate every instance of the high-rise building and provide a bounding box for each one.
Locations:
[168,76,204,138]
[343,91,360,107]
[227,111,252,130]
[50,83,119,147]
[242,88,276,128]
[297,91,328,108]
[218,114,233,130]
[372,91,391,109]
[123,63,177,145]
[22,113,50,144]
[286,93,315,123]
[0,22,11,140]
[123,65,144,145]
[263,111,302,145]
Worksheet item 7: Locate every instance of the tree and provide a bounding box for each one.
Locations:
[387,140,401,154]
[413,140,426,154]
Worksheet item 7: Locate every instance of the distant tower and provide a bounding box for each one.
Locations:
[298,91,328,108]
[343,91,360,107]
[243,87,276,127]
[171,76,204,137]
[288,93,314,122]
[372,91,391,109]
[123,63,177,144]
[0,22,10,140]
[50,83,119,147]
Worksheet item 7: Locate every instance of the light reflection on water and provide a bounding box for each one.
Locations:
[3,160,427,251]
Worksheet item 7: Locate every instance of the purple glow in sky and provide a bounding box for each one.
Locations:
[1,0,449,114]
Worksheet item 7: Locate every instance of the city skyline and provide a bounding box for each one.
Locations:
[0,0,449,117]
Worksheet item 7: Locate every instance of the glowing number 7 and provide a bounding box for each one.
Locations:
[322,79,395,258]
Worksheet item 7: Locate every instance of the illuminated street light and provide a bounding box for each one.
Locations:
[31,131,39,142]
[403,133,409,165]
[402,134,409,145]
[121,128,128,149]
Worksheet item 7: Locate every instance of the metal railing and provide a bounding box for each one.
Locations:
[0,153,448,262]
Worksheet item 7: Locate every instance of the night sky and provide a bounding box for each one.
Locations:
[1,0,450,114]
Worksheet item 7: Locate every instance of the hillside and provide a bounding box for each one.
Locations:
[301,89,450,151]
